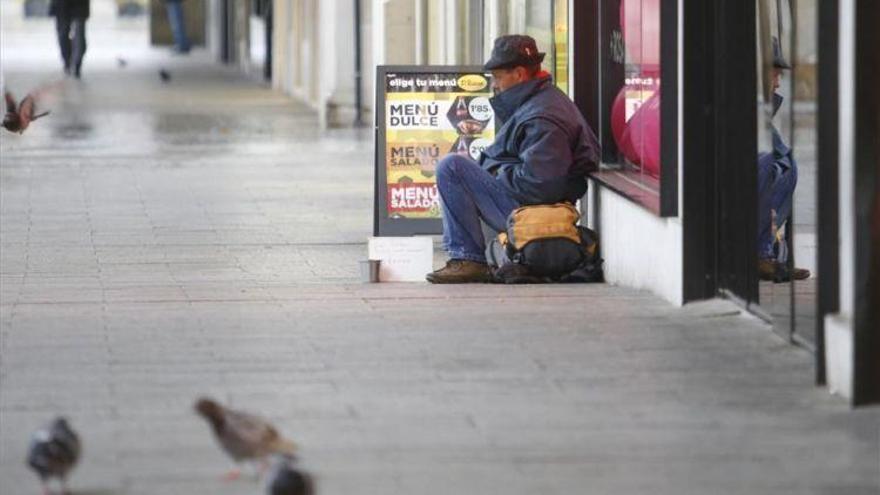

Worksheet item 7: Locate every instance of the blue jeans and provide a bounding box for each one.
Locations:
[55,17,87,75]
[757,152,798,260]
[436,154,520,263]
[166,1,190,52]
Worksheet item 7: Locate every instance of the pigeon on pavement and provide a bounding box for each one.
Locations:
[3,91,50,134]
[266,455,314,495]
[27,417,81,495]
[195,397,297,480]
[159,69,171,83]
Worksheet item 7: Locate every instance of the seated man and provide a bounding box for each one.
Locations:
[426,35,600,284]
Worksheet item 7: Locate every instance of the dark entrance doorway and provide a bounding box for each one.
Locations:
[682,0,758,306]
[681,0,823,375]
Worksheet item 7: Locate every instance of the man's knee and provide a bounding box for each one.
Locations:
[436,154,476,182]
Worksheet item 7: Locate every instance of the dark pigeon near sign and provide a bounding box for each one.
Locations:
[195,397,298,480]
[3,91,50,134]
[266,455,314,495]
[27,417,81,495]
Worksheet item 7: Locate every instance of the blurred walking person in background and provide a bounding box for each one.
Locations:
[50,0,90,78]
[164,0,191,54]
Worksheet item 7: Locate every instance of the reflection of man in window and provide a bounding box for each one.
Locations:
[426,35,600,284]
[757,38,810,281]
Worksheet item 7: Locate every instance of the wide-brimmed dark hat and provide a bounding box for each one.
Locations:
[772,37,792,69]
[483,35,546,71]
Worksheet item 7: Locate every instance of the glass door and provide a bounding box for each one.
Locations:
[789,0,819,348]
[756,0,818,347]
[756,0,790,328]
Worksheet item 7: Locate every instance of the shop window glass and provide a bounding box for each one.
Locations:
[595,0,663,212]
[522,0,554,74]
[553,0,569,94]
[484,0,568,92]
[422,0,484,65]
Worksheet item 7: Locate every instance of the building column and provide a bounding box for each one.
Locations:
[824,0,880,406]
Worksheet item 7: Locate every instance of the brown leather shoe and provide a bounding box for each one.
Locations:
[426,259,492,284]
[786,266,811,281]
[758,259,811,282]
[758,259,778,281]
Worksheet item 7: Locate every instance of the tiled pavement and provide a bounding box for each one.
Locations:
[1,8,878,495]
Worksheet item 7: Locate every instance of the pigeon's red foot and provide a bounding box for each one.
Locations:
[222,468,242,481]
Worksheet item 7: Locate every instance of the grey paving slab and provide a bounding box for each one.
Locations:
[0,11,878,495]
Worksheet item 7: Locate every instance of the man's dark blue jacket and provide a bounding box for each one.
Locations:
[479,73,600,205]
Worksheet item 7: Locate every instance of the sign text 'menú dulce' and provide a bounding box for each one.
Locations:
[387,101,441,127]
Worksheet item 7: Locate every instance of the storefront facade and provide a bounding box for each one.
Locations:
[578,0,878,405]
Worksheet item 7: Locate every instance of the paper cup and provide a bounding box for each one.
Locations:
[359,259,381,283]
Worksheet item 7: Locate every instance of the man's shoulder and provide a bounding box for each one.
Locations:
[516,87,583,129]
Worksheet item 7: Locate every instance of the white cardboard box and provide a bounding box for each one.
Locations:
[367,237,434,282]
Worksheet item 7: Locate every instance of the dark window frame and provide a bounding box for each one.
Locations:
[680,0,758,304]
[816,0,839,387]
